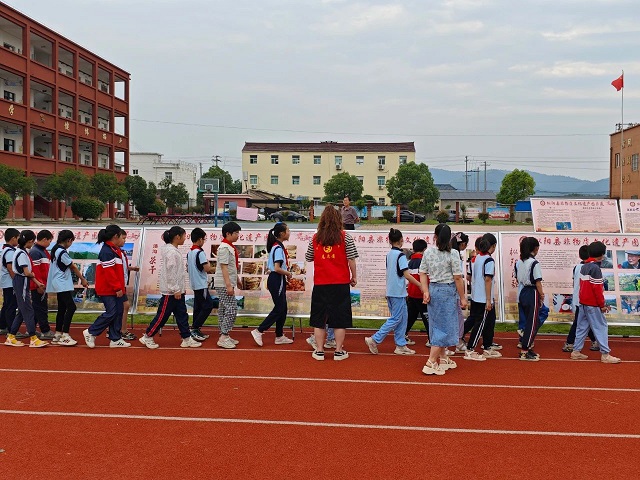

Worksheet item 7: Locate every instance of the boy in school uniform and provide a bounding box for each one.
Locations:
[404,239,429,346]
[187,228,215,342]
[570,241,622,364]
[0,228,20,335]
[29,230,54,340]
[562,245,597,352]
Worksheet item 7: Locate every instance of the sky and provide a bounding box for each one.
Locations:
[7,0,640,182]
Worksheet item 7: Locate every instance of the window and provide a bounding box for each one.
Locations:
[313,155,321,165]
[633,154,639,172]
[4,139,15,152]
[271,155,279,165]
[132,169,138,175]
[356,155,364,165]
[4,91,15,102]
[615,153,620,168]
[356,176,364,184]
[378,155,386,166]
[165,172,173,181]
[249,175,258,185]
[292,176,300,185]
[313,176,321,185]
[249,155,257,164]
[399,155,407,165]
[334,155,342,165]
[377,176,385,186]
[270,175,279,185]
[379,198,386,206]
[292,155,300,165]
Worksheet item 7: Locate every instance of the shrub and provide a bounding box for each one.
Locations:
[478,212,489,224]
[0,191,11,220]
[71,197,105,221]
[189,206,204,214]
[382,210,395,222]
[150,200,166,215]
[436,210,449,223]
[525,217,533,224]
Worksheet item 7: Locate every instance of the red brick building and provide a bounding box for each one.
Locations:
[610,123,640,200]
[0,3,130,219]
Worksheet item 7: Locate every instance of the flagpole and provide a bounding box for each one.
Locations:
[620,70,624,199]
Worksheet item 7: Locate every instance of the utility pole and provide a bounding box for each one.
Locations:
[212,155,224,193]
[481,161,490,191]
[199,162,203,179]
[212,155,221,168]
[465,155,469,191]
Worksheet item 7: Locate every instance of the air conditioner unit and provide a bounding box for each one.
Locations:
[378,185,384,190]
[251,185,257,189]
[335,164,342,170]
[378,164,384,170]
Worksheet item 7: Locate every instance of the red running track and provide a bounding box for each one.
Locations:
[0,328,638,479]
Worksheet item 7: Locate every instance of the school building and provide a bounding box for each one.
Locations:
[0,3,130,219]
[610,123,640,199]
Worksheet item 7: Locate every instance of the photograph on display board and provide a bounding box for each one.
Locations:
[620,295,640,314]
[552,294,573,315]
[603,272,615,291]
[619,273,640,292]
[616,250,640,269]
[605,295,618,313]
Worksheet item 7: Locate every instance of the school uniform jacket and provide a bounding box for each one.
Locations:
[94,241,126,297]
[579,259,605,308]
[29,244,51,291]
[407,253,424,299]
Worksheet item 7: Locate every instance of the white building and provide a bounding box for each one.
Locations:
[130,152,198,200]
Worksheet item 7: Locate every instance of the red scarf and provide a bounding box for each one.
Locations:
[222,238,239,270]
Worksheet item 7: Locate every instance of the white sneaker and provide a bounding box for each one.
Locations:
[404,335,416,346]
[364,336,378,354]
[217,336,236,349]
[422,360,445,376]
[601,354,621,364]
[311,350,325,361]
[83,329,95,349]
[275,335,294,345]
[482,349,502,358]
[181,336,202,348]
[306,336,317,349]
[394,345,416,355]
[51,332,62,345]
[464,350,487,362]
[139,334,159,349]
[455,341,467,353]
[58,333,77,347]
[324,339,337,349]
[251,329,263,346]
[109,339,131,348]
[228,336,240,345]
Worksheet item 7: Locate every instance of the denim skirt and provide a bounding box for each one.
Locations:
[426,283,459,347]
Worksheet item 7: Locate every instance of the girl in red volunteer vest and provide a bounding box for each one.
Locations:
[305,206,358,361]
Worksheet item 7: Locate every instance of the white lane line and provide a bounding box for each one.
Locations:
[1,409,638,439]
[1,368,639,393]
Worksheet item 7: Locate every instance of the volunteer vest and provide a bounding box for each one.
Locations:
[312,232,350,285]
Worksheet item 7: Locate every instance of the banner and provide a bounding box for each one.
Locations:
[530,198,621,233]
[136,228,503,320]
[620,199,640,233]
[499,232,640,325]
[0,226,144,313]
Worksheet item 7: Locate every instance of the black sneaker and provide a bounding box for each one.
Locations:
[529,349,541,359]
[519,351,540,362]
[121,330,136,341]
[190,329,206,342]
[589,341,600,351]
[0,328,8,335]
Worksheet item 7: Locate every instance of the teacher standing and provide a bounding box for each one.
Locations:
[341,195,360,230]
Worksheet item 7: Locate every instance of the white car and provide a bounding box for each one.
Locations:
[257,213,266,221]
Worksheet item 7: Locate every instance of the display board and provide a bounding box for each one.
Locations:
[499,232,640,325]
[0,226,144,313]
[531,198,621,233]
[620,199,640,233]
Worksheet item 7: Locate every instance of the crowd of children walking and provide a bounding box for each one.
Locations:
[0,220,624,370]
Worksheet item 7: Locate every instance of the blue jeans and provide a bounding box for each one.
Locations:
[372,296,407,346]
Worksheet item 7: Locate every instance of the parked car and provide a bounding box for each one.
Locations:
[390,209,426,223]
[257,212,266,221]
[447,209,477,223]
[269,210,309,222]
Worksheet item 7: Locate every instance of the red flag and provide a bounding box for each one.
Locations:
[612,74,624,91]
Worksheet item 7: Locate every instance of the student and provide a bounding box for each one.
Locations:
[570,241,622,363]
[5,230,48,347]
[83,225,130,348]
[450,232,469,354]
[116,229,137,341]
[187,227,214,342]
[462,236,482,338]
[515,237,544,361]
[47,230,89,346]
[365,228,422,355]
[419,224,467,375]
[251,222,294,346]
[140,226,201,349]
[464,233,499,361]
[0,228,20,336]
[213,221,243,349]
[562,245,597,352]
[29,229,54,340]
[404,239,429,347]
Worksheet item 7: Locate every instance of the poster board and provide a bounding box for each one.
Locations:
[0,226,144,313]
[530,198,621,233]
[499,232,640,326]
[620,199,640,233]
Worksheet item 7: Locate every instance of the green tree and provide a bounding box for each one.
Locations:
[158,178,189,210]
[322,172,363,203]
[496,169,535,223]
[42,168,90,220]
[362,194,378,206]
[386,163,439,212]
[71,197,105,221]
[0,165,37,220]
[0,191,12,220]
[201,166,241,194]
[90,173,128,218]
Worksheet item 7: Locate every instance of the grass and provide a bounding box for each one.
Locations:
[67,313,640,337]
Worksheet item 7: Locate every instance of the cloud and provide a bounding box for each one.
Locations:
[542,22,640,41]
[314,3,408,35]
[532,61,640,78]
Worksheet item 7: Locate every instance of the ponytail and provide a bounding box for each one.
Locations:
[97,224,121,244]
[17,229,36,248]
[520,236,539,260]
[451,232,469,251]
[51,229,75,259]
[267,222,288,252]
[434,223,451,252]
[388,228,403,244]
[162,226,186,244]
